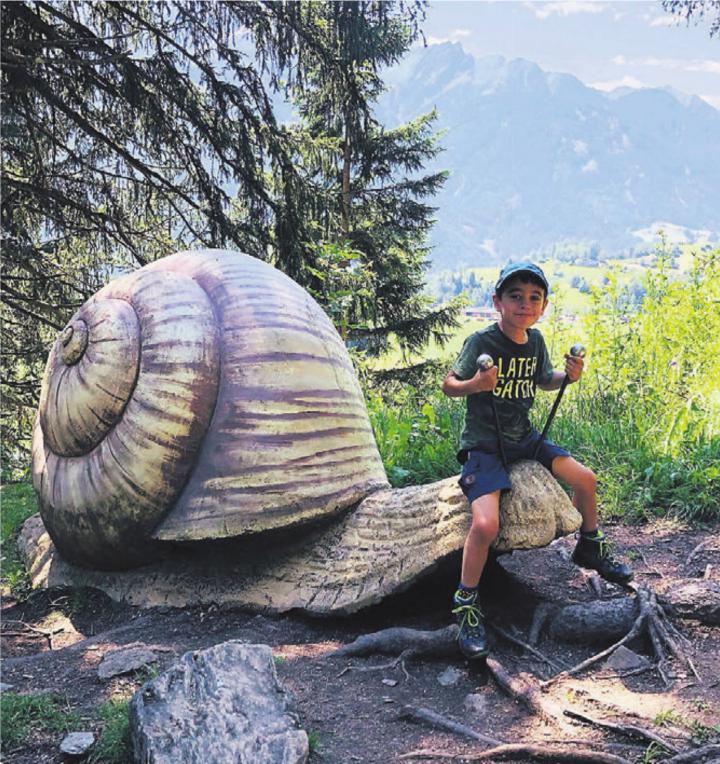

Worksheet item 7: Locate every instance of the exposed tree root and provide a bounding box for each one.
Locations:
[542,586,697,688]
[661,744,720,763]
[399,705,503,746]
[563,709,679,753]
[485,657,563,726]
[332,625,457,660]
[399,743,633,763]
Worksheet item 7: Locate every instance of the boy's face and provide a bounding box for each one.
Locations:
[492,277,548,331]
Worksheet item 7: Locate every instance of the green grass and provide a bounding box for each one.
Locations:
[0,692,80,752]
[88,699,132,764]
[1,482,38,595]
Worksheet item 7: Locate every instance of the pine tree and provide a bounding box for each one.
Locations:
[277,1,463,358]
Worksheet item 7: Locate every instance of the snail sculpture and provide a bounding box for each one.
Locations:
[27,250,580,614]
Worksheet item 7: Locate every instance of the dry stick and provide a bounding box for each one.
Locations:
[661,744,720,763]
[399,743,633,763]
[563,709,679,754]
[488,623,567,672]
[685,539,712,567]
[486,656,560,725]
[638,550,664,577]
[399,705,503,746]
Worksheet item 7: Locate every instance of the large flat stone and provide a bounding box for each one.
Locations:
[129,642,308,764]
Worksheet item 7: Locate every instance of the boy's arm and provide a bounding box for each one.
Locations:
[442,367,497,397]
[538,353,584,391]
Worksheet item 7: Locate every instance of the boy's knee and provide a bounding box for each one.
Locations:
[577,466,597,493]
[469,513,499,544]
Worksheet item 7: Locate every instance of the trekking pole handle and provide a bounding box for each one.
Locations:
[569,343,586,361]
[476,353,494,371]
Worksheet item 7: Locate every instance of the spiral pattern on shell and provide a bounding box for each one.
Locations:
[32,250,388,569]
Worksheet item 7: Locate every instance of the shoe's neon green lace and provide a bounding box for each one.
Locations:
[452,603,484,633]
[595,533,617,561]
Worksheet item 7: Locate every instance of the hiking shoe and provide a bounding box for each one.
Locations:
[452,591,488,660]
[572,531,634,584]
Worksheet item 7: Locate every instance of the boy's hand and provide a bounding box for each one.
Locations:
[469,364,498,393]
[564,353,584,382]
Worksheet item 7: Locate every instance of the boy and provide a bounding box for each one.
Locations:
[441,262,633,660]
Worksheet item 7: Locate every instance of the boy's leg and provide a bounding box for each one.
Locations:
[453,490,500,660]
[460,491,501,588]
[552,456,633,584]
[550,456,597,531]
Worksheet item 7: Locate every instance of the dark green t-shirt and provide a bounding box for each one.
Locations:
[451,323,554,449]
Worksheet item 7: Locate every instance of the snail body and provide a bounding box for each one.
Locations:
[32,250,388,569]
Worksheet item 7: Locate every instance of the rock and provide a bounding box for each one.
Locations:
[437,666,463,687]
[0,683,14,692]
[604,646,650,672]
[60,732,95,756]
[129,642,308,764]
[463,693,487,716]
[98,645,164,680]
[382,678,398,687]
[657,579,720,625]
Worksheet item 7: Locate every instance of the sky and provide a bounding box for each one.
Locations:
[421,1,720,109]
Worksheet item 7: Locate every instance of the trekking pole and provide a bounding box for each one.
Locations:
[476,353,507,472]
[533,343,586,459]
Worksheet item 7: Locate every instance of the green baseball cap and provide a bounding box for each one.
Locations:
[495,262,549,294]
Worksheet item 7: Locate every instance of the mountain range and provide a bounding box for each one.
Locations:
[376,43,720,270]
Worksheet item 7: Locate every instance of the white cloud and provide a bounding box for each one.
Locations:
[581,159,599,173]
[526,1,606,20]
[480,239,497,257]
[573,139,588,155]
[649,15,679,28]
[637,56,720,74]
[426,28,471,45]
[591,75,646,91]
[612,54,626,65]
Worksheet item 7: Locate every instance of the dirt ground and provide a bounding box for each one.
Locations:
[2,519,719,764]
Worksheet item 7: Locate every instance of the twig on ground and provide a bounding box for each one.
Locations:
[486,656,562,725]
[563,709,679,753]
[660,744,720,763]
[685,540,711,567]
[399,705,503,746]
[489,623,566,672]
[399,743,633,762]
[638,550,664,578]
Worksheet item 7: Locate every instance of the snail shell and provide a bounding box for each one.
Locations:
[32,250,389,569]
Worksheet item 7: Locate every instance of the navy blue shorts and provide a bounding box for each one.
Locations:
[459,429,571,503]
